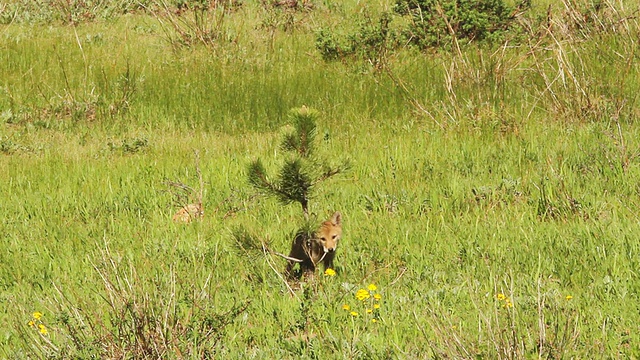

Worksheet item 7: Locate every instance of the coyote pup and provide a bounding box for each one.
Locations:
[285,211,342,278]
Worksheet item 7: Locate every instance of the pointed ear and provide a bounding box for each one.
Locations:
[330,211,342,226]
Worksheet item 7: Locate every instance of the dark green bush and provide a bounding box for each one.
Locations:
[315,29,351,61]
[393,0,523,49]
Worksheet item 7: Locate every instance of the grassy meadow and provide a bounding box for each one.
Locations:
[1,0,640,357]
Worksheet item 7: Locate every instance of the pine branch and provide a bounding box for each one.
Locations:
[312,160,351,186]
[278,159,312,207]
[281,106,318,158]
[247,159,279,194]
[280,133,299,154]
[294,111,317,157]
[248,159,308,209]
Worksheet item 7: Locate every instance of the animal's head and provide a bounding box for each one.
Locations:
[317,211,342,253]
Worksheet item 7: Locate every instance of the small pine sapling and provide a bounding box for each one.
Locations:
[247,106,348,219]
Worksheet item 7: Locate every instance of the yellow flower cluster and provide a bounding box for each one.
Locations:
[28,311,48,335]
[355,289,370,301]
[324,268,336,277]
[343,284,383,322]
[496,293,514,308]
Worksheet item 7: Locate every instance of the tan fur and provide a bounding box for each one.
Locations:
[285,211,342,278]
[172,203,204,223]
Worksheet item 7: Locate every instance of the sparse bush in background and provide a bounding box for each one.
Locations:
[311,0,638,128]
[519,0,639,125]
[265,0,313,11]
[260,0,314,34]
[149,0,242,50]
[315,28,350,61]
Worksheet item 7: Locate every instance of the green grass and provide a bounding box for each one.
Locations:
[1,0,640,358]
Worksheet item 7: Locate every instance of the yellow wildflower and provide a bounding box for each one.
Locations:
[373,304,380,309]
[367,284,378,291]
[366,309,373,314]
[373,293,382,300]
[342,304,350,311]
[38,324,47,335]
[496,293,506,301]
[355,289,370,301]
[350,311,359,317]
[33,312,43,320]
[566,295,573,301]
[28,320,35,327]
[372,319,377,323]
[324,268,336,276]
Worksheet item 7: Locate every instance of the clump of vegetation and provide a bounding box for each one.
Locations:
[15,247,250,358]
[107,136,149,154]
[317,0,527,59]
[393,0,525,49]
[0,136,19,155]
[316,12,394,65]
[247,106,348,219]
[149,0,242,50]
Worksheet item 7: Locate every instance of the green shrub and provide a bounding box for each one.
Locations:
[315,29,351,61]
[393,0,524,49]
